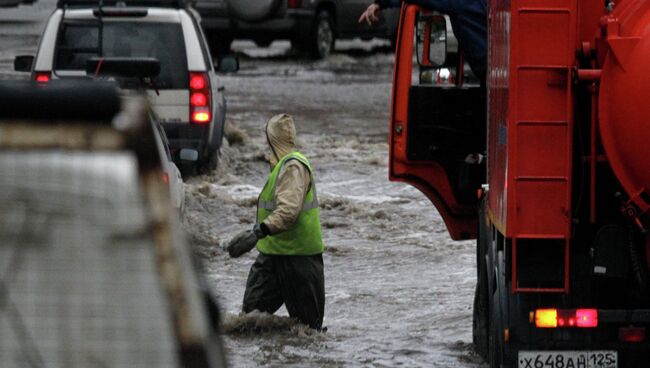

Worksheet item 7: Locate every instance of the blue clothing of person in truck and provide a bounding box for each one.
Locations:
[360,0,487,82]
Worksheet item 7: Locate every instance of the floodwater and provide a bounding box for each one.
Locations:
[184,41,487,367]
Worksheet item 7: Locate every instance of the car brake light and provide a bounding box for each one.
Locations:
[288,0,301,8]
[535,308,598,328]
[162,173,169,184]
[576,309,598,328]
[189,72,211,124]
[619,327,646,343]
[190,74,206,90]
[35,71,51,83]
[536,309,557,328]
[190,93,207,107]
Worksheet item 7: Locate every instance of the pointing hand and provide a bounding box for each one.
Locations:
[358,3,381,26]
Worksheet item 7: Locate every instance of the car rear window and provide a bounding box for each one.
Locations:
[55,22,189,89]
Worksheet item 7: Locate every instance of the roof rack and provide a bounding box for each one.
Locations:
[56,0,189,9]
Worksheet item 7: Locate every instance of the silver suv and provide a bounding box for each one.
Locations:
[14,0,237,172]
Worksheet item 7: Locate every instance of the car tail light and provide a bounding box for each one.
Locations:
[34,71,51,83]
[189,72,211,124]
[190,73,206,90]
[619,327,646,343]
[162,172,169,185]
[535,308,598,328]
[288,0,301,8]
[190,93,207,107]
[192,109,211,123]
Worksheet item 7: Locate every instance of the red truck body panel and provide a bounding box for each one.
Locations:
[488,0,578,293]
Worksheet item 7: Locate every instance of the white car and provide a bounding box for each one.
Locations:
[14,0,238,172]
[152,116,185,215]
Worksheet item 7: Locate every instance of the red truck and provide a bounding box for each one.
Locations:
[390,1,650,367]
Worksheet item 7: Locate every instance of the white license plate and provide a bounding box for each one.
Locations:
[518,351,617,368]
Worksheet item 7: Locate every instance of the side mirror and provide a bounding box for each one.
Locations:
[179,148,199,162]
[416,14,447,67]
[14,55,34,72]
[216,55,239,73]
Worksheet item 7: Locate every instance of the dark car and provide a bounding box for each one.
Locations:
[196,0,400,58]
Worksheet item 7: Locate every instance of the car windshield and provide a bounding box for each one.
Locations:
[55,21,188,89]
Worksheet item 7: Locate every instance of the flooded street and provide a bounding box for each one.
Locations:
[185,42,486,367]
[1,5,486,365]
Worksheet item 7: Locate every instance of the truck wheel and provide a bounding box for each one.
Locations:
[473,264,489,359]
[304,10,334,59]
[488,293,503,368]
[489,249,508,368]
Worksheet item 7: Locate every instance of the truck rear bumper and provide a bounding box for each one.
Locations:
[511,309,650,367]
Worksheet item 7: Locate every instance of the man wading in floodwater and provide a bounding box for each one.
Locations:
[226,113,326,330]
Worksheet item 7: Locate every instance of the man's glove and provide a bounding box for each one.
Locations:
[226,223,269,258]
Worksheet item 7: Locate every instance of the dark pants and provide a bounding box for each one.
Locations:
[243,253,325,329]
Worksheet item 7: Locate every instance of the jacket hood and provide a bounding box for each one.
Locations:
[266,113,297,166]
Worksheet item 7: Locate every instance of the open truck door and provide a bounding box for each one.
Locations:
[389,5,485,240]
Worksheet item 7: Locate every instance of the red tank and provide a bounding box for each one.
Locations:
[599,2,650,213]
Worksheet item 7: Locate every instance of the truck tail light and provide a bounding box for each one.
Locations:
[535,308,598,328]
[576,309,598,328]
[535,309,557,328]
[34,71,51,83]
[189,72,211,124]
[619,327,646,343]
[287,0,301,8]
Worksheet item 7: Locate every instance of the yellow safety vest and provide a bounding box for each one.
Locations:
[256,151,324,255]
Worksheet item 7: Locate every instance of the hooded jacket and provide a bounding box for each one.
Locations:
[261,114,312,235]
